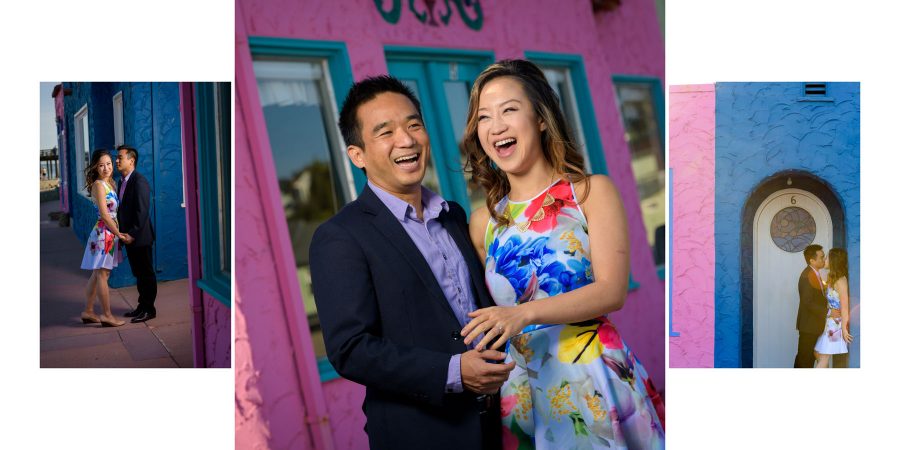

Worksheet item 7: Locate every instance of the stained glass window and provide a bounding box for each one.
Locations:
[770,207,816,252]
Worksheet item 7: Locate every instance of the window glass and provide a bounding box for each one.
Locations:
[253,58,350,358]
[613,82,665,264]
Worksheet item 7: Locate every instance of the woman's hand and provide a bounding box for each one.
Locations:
[461,306,531,351]
[843,327,854,344]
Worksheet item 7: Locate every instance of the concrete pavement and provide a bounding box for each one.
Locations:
[40,198,194,368]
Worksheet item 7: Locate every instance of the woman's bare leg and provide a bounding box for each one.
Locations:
[84,271,98,315]
[815,353,831,368]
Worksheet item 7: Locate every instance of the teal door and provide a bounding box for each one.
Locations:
[386,51,492,214]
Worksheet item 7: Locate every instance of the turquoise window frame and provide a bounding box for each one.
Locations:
[611,74,666,281]
[525,52,608,175]
[384,46,495,213]
[194,82,232,306]
[249,37,356,383]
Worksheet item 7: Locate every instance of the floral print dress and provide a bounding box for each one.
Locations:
[80,180,123,271]
[484,179,664,449]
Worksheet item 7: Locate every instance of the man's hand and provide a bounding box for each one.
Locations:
[460,349,515,395]
[120,233,133,244]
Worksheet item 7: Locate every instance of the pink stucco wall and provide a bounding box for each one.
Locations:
[202,293,231,367]
[669,84,716,368]
[236,0,665,448]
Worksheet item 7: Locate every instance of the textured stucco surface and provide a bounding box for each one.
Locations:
[235,96,313,449]
[203,293,231,368]
[714,82,860,367]
[669,85,716,368]
[236,0,665,447]
[61,82,187,288]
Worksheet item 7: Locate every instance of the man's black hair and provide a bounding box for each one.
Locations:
[338,75,422,149]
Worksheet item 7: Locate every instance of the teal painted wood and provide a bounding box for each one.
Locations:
[247,37,363,196]
[194,83,231,307]
[525,52,608,176]
[385,47,494,213]
[316,356,340,382]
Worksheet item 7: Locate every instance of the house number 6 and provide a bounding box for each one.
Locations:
[791,196,796,205]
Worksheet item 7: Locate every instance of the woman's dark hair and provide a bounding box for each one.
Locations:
[84,148,113,194]
[827,247,849,288]
[462,59,588,226]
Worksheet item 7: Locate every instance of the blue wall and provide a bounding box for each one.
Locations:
[714,82,860,367]
[63,82,187,288]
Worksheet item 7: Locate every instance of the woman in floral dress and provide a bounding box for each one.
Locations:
[79,149,126,327]
[461,60,664,449]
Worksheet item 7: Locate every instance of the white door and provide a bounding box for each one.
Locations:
[753,188,832,367]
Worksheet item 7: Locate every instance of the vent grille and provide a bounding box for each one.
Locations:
[804,83,826,96]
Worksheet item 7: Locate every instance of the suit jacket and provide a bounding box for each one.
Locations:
[118,170,155,247]
[796,266,828,335]
[309,186,499,450]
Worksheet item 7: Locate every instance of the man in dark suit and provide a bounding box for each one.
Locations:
[115,146,158,323]
[309,76,514,450]
[794,244,829,368]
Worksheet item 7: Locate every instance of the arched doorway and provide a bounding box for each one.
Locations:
[752,189,831,367]
[740,172,845,367]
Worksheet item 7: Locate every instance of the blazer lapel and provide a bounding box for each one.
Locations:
[440,209,493,309]
[360,187,457,319]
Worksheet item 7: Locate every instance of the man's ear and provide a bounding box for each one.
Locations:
[347,145,366,169]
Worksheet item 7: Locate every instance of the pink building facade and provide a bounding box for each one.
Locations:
[668,85,716,368]
[236,1,666,448]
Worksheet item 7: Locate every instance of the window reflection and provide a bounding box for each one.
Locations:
[253,59,350,358]
[614,82,665,264]
[399,79,442,195]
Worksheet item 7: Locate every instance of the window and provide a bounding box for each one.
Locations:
[195,82,232,305]
[539,66,590,172]
[525,52,608,176]
[112,92,124,148]
[612,77,665,267]
[252,56,353,363]
[74,104,90,197]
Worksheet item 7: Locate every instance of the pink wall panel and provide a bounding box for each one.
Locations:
[669,85,716,368]
[203,293,231,368]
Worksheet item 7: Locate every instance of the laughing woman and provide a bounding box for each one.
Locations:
[79,149,126,327]
[461,60,664,449]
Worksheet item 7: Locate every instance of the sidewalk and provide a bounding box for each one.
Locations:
[40,199,194,368]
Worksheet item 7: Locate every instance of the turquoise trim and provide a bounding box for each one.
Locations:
[384,46,494,62]
[317,356,340,382]
[657,265,665,280]
[525,51,608,175]
[248,37,363,195]
[611,75,666,163]
[194,83,231,307]
[385,47,495,214]
[627,276,640,291]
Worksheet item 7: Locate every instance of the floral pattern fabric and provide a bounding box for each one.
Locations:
[485,179,664,449]
[80,180,123,271]
[814,286,848,355]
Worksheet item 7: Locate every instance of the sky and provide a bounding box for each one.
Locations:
[39,82,58,151]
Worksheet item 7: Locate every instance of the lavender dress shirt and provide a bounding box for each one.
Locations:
[369,182,476,393]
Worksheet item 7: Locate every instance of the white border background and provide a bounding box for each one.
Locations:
[667,0,898,448]
[5,0,899,448]
[2,1,234,449]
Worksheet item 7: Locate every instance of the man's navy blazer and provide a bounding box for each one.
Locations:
[309,185,500,450]
[796,266,828,335]
[118,170,155,247]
